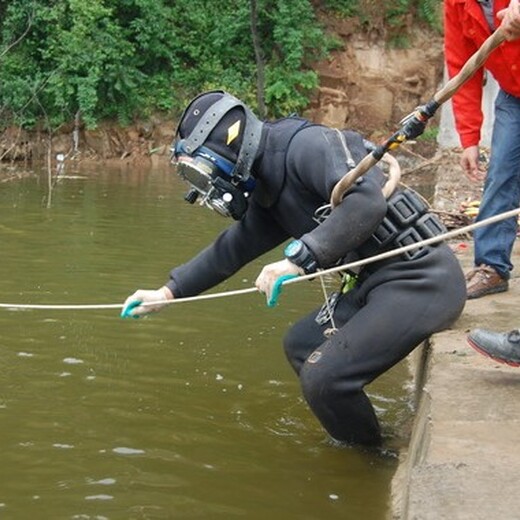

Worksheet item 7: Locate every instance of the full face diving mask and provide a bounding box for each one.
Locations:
[173,143,255,220]
[171,90,263,221]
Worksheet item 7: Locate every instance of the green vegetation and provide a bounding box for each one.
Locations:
[417,124,439,142]
[324,0,442,46]
[0,0,442,130]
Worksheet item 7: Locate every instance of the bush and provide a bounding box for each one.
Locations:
[0,0,441,129]
[0,0,329,129]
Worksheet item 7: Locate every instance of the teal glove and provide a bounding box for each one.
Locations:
[255,258,303,308]
[267,274,299,307]
[120,300,142,319]
[121,287,173,319]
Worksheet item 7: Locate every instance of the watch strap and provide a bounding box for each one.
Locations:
[284,240,318,274]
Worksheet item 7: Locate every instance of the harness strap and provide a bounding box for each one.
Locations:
[177,92,263,181]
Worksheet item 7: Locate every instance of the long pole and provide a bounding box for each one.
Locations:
[330,28,506,207]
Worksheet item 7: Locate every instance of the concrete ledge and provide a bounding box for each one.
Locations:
[392,267,520,519]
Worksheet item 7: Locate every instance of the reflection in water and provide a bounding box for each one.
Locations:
[0,163,412,519]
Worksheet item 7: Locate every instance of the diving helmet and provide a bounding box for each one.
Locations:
[171,90,263,220]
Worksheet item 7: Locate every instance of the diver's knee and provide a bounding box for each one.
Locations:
[282,328,305,373]
[300,360,363,405]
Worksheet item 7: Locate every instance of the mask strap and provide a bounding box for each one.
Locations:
[175,91,263,183]
[196,146,235,176]
[234,105,262,182]
[178,95,242,154]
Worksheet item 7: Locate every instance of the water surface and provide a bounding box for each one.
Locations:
[0,163,412,519]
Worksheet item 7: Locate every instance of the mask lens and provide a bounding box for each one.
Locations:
[174,152,247,220]
[176,156,213,193]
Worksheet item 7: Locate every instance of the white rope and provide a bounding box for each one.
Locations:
[291,207,520,283]
[0,287,258,310]
[2,207,519,311]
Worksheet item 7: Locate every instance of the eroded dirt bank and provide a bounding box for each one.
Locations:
[0,28,444,165]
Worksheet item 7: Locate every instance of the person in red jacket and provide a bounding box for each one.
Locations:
[466,1,520,366]
[444,0,520,299]
[499,0,520,39]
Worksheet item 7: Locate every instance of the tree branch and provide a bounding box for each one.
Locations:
[0,10,34,61]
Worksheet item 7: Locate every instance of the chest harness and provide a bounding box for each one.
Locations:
[313,134,446,336]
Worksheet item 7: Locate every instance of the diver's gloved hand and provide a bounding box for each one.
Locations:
[121,286,173,319]
[255,259,303,305]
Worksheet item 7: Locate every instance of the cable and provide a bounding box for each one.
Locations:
[1,207,519,311]
[0,287,258,311]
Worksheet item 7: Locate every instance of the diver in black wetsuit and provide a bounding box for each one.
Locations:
[122,90,466,446]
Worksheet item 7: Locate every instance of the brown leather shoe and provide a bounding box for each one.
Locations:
[465,264,508,300]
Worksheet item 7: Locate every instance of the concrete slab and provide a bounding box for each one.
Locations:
[392,242,520,520]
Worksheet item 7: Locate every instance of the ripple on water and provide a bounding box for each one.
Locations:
[87,478,116,486]
[63,357,84,364]
[112,447,145,455]
[84,494,114,501]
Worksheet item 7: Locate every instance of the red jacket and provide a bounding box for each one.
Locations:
[444,0,520,148]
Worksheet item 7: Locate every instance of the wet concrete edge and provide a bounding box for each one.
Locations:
[390,159,520,520]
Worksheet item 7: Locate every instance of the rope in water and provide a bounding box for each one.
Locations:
[0,287,259,310]
[1,207,519,311]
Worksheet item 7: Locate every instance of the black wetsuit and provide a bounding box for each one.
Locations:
[167,119,466,446]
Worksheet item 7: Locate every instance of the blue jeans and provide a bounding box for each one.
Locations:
[473,89,520,279]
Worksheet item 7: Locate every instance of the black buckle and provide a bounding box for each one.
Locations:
[416,213,446,238]
[387,189,427,226]
[372,217,399,247]
[395,228,425,260]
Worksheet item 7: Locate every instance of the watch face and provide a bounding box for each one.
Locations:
[285,240,302,257]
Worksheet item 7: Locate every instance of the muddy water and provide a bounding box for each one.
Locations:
[0,163,413,519]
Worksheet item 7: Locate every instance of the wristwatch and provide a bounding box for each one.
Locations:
[284,239,318,274]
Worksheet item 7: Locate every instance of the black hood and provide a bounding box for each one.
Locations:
[174,90,263,182]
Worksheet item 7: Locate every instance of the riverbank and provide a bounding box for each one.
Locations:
[391,162,520,519]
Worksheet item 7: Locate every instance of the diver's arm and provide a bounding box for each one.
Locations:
[167,199,289,298]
